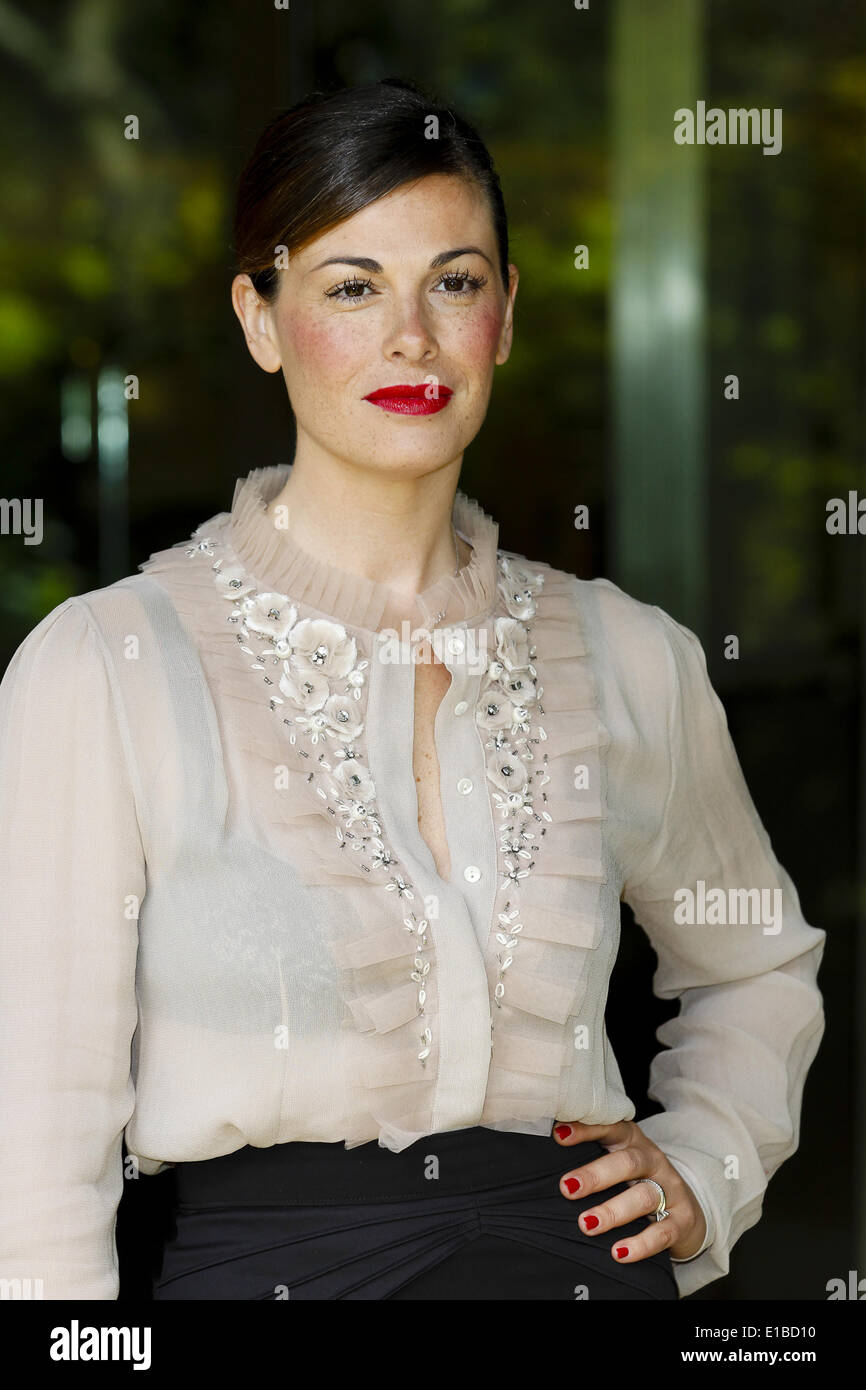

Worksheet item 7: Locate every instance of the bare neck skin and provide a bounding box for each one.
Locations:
[264,445,471,600]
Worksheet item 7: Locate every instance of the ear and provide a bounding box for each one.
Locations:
[231,274,283,374]
[495,264,519,366]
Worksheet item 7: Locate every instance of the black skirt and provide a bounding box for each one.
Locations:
[151,1125,679,1301]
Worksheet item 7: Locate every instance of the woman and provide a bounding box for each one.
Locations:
[0,78,825,1302]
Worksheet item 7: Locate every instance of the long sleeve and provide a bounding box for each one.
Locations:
[621,605,826,1298]
[0,596,144,1300]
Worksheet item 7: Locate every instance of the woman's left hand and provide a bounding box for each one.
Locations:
[553,1118,707,1263]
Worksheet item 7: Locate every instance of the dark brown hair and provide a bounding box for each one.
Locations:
[232,77,510,301]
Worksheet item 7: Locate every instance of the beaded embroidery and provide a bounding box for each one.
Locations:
[185,526,433,1067]
[480,556,549,1031]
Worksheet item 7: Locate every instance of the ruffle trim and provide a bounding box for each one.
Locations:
[227,463,501,636]
[480,566,611,1126]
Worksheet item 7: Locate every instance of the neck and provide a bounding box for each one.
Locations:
[264,442,470,599]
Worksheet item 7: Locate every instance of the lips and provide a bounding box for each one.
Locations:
[363,384,454,416]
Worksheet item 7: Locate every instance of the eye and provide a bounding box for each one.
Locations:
[323,275,375,303]
[433,268,488,298]
[322,266,489,306]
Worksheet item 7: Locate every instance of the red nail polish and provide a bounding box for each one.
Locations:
[582,1214,599,1230]
[563,1177,581,1194]
[554,1124,572,1140]
[615,1246,629,1259]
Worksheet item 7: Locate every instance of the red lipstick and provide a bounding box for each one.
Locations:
[363,384,453,415]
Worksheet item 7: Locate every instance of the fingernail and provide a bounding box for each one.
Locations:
[554,1124,572,1140]
[562,1177,581,1194]
[582,1214,599,1230]
[615,1246,629,1260]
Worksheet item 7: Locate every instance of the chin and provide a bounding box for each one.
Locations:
[352,429,471,471]
[353,451,464,480]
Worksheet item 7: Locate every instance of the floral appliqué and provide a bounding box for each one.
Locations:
[185,528,433,1068]
[479,556,550,1026]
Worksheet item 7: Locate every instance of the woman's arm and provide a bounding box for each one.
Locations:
[0,596,144,1300]
[620,606,826,1298]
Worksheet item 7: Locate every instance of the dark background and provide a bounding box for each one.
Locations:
[0,0,862,1301]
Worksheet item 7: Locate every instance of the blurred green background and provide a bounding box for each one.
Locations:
[0,0,862,1302]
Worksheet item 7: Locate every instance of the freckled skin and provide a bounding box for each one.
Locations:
[231,173,519,485]
[230,173,519,878]
[413,654,454,881]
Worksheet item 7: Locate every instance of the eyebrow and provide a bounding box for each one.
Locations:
[308,246,493,275]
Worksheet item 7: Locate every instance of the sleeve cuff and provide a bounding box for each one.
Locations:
[633,1115,718,1263]
[660,1152,716,1262]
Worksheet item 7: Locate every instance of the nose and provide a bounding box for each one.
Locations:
[382,293,438,363]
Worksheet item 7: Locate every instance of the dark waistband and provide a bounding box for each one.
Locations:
[172,1127,606,1206]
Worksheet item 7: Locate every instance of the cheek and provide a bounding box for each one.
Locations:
[283,313,362,385]
[455,307,503,365]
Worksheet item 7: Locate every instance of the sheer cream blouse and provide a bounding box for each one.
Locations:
[0,464,826,1300]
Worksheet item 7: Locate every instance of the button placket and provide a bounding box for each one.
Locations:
[366,643,492,1130]
[434,627,498,950]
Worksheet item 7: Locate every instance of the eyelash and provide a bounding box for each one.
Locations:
[323,267,488,304]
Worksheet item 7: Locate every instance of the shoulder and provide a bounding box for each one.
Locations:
[4,590,103,674]
[501,549,698,701]
[39,575,169,646]
[3,571,187,684]
[45,508,224,649]
[75,572,178,631]
[576,574,703,675]
[499,548,667,635]
[1,589,123,731]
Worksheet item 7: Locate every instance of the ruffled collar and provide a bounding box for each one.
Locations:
[225,463,500,635]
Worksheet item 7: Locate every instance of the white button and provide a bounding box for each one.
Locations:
[454,701,469,716]
[463,865,481,883]
[457,778,473,795]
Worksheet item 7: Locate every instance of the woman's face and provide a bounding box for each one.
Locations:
[232,173,519,481]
